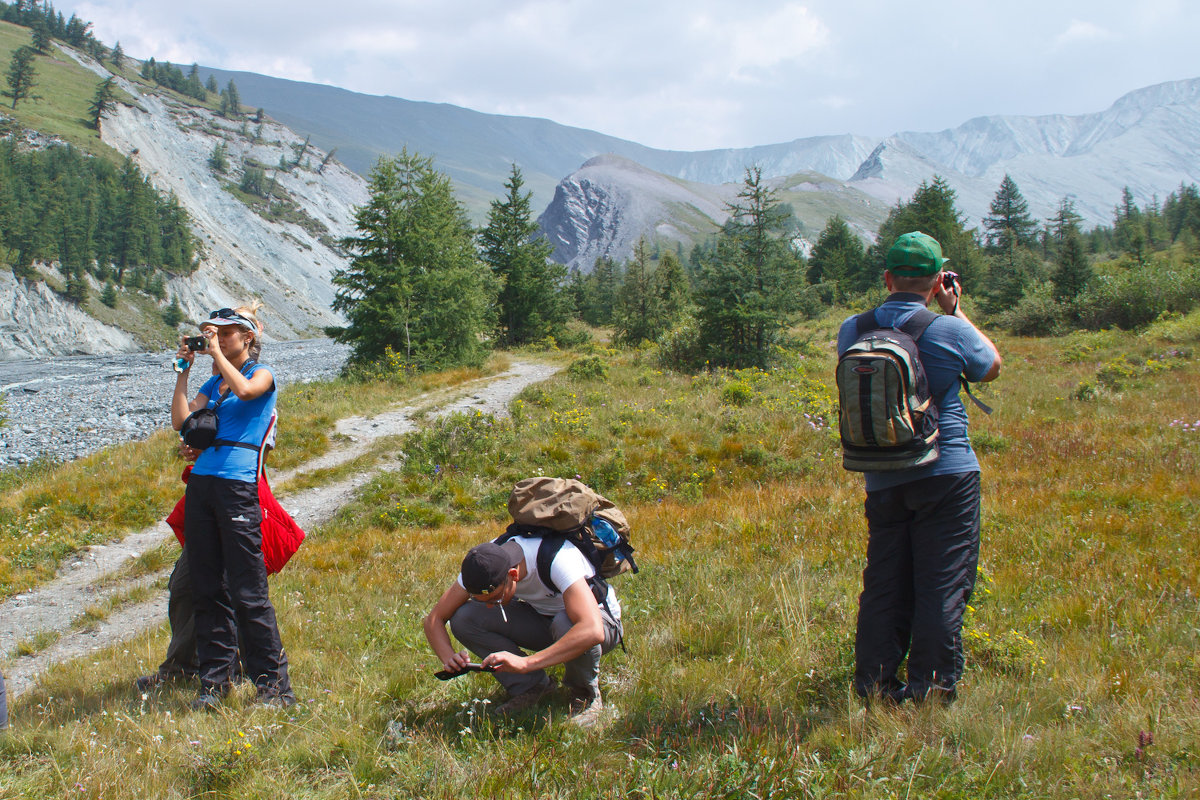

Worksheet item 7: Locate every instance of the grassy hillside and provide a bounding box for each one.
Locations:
[0,20,117,158]
[0,315,1197,797]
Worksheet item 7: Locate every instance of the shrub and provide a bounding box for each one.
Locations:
[655,320,705,372]
[721,380,753,406]
[566,355,608,381]
[1076,260,1200,330]
[999,282,1067,336]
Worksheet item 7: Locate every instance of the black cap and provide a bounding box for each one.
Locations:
[461,541,520,594]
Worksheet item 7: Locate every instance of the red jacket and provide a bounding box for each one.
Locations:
[165,412,304,574]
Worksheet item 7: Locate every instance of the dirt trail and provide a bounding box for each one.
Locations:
[0,361,557,699]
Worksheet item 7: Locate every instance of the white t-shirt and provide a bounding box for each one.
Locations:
[458,537,621,620]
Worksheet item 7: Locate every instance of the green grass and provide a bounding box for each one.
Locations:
[0,21,129,161]
[1,316,1198,797]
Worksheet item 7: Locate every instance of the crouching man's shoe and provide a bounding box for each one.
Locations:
[493,676,557,716]
[566,687,608,729]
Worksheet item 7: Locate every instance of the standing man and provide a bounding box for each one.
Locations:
[838,231,1001,704]
[424,537,622,726]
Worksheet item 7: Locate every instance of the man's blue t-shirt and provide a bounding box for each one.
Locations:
[837,293,995,492]
[190,363,277,483]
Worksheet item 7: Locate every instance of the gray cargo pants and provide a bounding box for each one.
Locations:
[450,598,621,698]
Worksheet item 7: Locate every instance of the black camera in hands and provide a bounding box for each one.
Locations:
[185,335,208,351]
[942,271,960,292]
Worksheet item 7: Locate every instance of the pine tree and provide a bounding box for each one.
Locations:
[4,45,37,108]
[1049,197,1083,250]
[205,74,218,93]
[613,239,668,346]
[577,257,621,326]
[1113,187,1147,264]
[162,295,185,326]
[983,175,1037,251]
[655,249,690,325]
[221,79,241,118]
[694,166,802,368]
[208,141,228,173]
[65,266,88,303]
[87,76,115,131]
[479,164,564,345]
[1052,231,1093,302]
[100,280,117,307]
[331,149,496,369]
[30,21,51,54]
[109,40,124,70]
[239,165,267,197]
[807,215,866,296]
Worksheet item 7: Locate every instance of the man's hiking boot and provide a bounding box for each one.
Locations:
[494,676,557,716]
[566,687,608,729]
[136,670,196,692]
[135,673,164,692]
[254,687,297,709]
[190,685,230,711]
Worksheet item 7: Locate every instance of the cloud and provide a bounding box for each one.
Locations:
[1054,19,1116,48]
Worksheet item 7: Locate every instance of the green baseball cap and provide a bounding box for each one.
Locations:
[886,231,948,276]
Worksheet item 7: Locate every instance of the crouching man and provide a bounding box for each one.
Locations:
[423,537,622,725]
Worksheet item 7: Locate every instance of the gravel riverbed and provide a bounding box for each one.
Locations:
[0,339,351,468]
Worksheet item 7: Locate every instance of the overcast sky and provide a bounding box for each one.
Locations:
[74,0,1198,152]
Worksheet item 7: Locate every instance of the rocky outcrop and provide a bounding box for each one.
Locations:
[1,46,368,361]
[0,271,139,360]
[537,155,735,270]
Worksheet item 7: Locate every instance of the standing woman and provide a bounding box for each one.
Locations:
[171,302,295,709]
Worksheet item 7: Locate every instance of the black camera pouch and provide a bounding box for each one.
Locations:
[180,407,219,449]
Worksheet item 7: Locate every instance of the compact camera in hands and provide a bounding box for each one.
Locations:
[942,271,960,292]
[185,336,208,351]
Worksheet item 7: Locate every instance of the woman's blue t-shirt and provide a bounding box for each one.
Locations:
[837,294,996,492]
[190,363,277,483]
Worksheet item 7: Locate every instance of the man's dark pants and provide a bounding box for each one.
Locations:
[155,549,247,681]
[855,471,980,702]
[184,474,290,696]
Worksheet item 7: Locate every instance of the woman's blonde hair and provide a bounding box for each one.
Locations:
[235,300,265,360]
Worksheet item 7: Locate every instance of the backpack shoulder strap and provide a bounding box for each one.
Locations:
[535,536,566,595]
[854,309,881,337]
[898,308,938,340]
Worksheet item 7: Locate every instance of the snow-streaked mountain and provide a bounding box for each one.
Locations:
[537,155,888,271]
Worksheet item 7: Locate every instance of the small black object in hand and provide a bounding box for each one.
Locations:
[433,663,497,681]
[185,336,208,351]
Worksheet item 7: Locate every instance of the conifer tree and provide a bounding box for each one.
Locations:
[655,248,690,324]
[1052,231,1092,302]
[208,141,228,173]
[88,76,115,131]
[4,45,37,108]
[221,79,241,118]
[983,175,1037,251]
[694,166,802,368]
[331,149,496,369]
[205,74,218,93]
[807,215,866,296]
[100,280,117,307]
[162,295,185,326]
[1049,197,1083,250]
[613,239,668,346]
[30,20,50,54]
[109,40,124,69]
[479,164,564,345]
